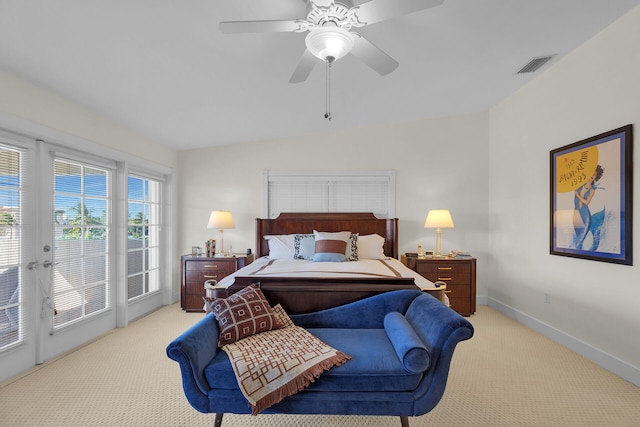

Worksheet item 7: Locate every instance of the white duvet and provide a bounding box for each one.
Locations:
[215,257,435,290]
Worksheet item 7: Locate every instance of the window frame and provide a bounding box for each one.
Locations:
[126,173,162,301]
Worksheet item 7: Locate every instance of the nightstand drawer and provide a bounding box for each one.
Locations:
[185,260,235,274]
[417,264,470,286]
[445,283,471,298]
[185,269,231,284]
[448,297,471,316]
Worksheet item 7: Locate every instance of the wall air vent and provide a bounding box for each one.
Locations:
[516,55,555,74]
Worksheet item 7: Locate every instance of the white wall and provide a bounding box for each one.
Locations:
[489,6,640,384]
[177,111,490,291]
[0,69,177,168]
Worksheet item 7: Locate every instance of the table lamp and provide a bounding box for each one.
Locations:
[207,210,235,257]
[424,210,454,258]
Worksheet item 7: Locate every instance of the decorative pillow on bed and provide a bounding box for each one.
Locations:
[312,230,351,262]
[293,234,316,260]
[208,285,282,347]
[264,234,296,259]
[345,233,358,261]
[357,233,386,259]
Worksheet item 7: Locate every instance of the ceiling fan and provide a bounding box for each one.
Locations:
[219,0,445,84]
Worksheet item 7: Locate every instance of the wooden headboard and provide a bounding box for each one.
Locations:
[255,212,399,259]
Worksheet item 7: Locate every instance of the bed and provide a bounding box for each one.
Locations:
[210,212,445,314]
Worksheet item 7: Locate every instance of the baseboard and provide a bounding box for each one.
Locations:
[485,297,640,387]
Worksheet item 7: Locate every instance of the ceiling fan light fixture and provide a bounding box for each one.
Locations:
[305,26,354,62]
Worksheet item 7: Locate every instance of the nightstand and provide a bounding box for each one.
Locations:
[180,254,254,312]
[401,254,476,316]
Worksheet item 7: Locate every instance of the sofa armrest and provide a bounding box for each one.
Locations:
[166,313,220,413]
[404,293,474,415]
[291,289,422,329]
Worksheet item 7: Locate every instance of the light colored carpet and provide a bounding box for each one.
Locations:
[1,304,639,427]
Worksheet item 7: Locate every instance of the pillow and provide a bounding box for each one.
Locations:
[357,233,386,259]
[384,312,430,373]
[312,230,351,262]
[264,234,296,259]
[345,233,358,261]
[272,304,295,328]
[208,285,282,347]
[294,233,315,260]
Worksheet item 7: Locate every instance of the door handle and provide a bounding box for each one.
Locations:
[26,260,59,270]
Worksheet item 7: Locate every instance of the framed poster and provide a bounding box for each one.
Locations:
[550,125,633,265]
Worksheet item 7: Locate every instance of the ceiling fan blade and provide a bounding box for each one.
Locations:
[219,19,308,34]
[289,49,318,83]
[349,33,399,76]
[352,0,444,26]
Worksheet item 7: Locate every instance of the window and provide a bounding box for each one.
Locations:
[0,146,23,349]
[127,175,161,300]
[264,170,396,218]
[53,158,111,329]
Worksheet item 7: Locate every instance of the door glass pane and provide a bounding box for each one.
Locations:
[0,147,22,349]
[53,159,110,329]
[127,175,160,300]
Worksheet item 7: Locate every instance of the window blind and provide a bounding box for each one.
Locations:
[0,144,25,349]
[52,158,111,329]
[265,170,395,218]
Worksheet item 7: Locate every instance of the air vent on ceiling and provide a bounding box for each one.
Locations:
[516,55,555,74]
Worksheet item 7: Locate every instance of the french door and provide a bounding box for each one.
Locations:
[0,136,116,381]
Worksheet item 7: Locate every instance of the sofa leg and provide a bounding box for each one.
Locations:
[400,415,409,427]
[213,413,224,427]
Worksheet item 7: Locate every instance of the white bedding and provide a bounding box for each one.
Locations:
[215,257,435,290]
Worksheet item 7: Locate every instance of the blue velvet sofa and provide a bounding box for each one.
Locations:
[167,290,474,426]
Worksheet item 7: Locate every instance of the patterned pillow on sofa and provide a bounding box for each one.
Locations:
[206,285,282,347]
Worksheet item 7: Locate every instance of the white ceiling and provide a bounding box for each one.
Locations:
[1,0,639,150]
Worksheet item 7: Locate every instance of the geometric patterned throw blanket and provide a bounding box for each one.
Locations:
[222,325,351,415]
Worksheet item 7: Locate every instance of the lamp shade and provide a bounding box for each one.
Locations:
[207,210,235,229]
[305,26,354,61]
[424,210,454,229]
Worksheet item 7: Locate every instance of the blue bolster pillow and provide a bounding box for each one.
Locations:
[383,312,430,373]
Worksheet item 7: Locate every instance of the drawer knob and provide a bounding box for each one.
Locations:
[437,267,452,270]
[437,277,452,281]
[204,275,219,279]
[204,265,219,268]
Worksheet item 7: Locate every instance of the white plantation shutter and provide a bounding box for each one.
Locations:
[264,170,395,218]
[268,181,328,215]
[330,180,389,216]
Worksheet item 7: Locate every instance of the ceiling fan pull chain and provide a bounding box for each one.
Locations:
[325,57,333,120]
